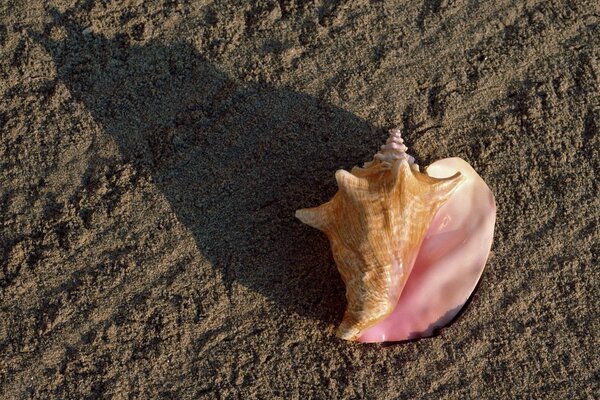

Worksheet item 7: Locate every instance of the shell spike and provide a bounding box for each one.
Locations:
[429,171,464,199]
[335,169,366,191]
[295,203,333,232]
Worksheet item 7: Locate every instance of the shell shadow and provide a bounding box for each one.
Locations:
[32,9,386,325]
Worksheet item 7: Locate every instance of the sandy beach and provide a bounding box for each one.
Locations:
[1,1,598,398]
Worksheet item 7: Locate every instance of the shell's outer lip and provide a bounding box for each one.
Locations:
[356,157,496,343]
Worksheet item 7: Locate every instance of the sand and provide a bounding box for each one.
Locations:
[0,0,598,398]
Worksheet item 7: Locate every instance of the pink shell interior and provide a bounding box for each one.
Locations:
[358,157,496,343]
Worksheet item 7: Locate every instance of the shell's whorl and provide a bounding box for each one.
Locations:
[366,129,416,168]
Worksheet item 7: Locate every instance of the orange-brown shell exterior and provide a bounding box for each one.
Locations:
[296,159,463,340]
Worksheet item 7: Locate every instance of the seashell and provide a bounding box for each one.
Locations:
[296,129,496,342]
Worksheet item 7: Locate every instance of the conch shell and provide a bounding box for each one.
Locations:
[296,129,496,342]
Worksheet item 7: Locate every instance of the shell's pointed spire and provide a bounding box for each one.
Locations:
[373,128,416,165]
[295,202,334,232]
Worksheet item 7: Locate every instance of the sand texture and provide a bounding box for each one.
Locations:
[1,1,599,398]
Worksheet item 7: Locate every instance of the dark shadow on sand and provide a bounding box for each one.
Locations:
[32,9,386,325]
